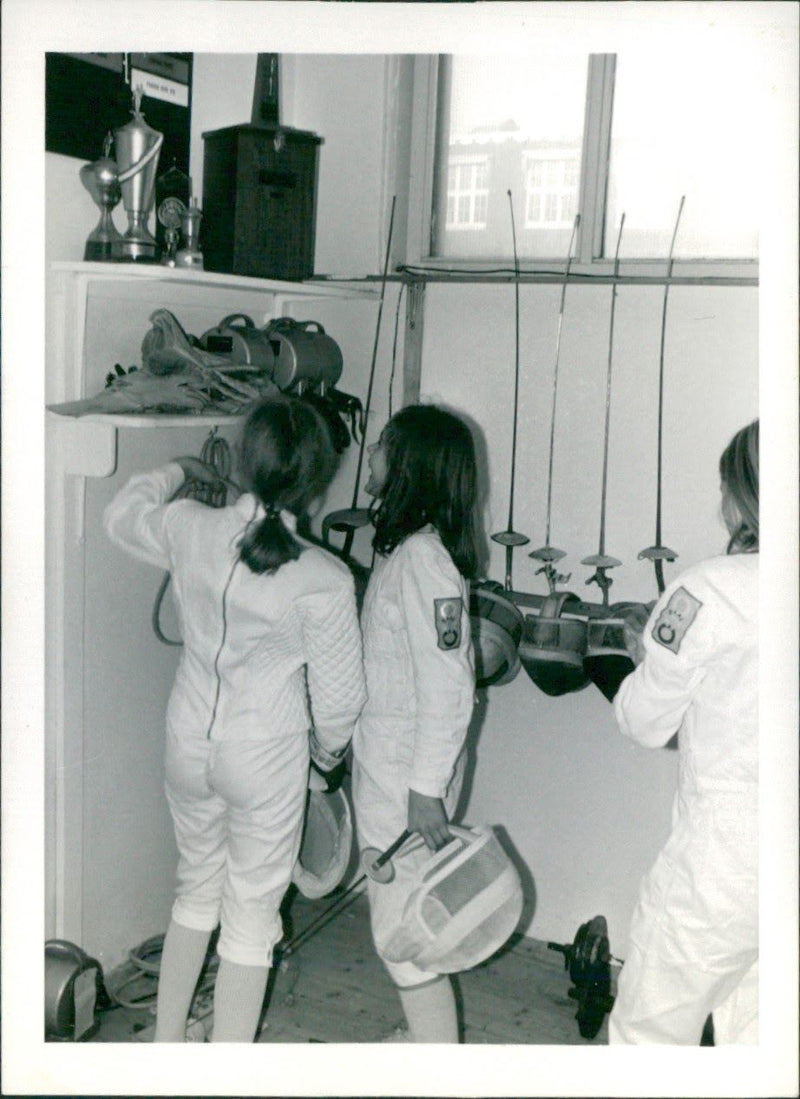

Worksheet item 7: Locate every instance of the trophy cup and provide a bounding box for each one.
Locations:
[158,197,186,267]
[175,199,204,269]
[114,87,164,262]
[79,133,124,262]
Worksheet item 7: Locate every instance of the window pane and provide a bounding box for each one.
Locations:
[607,53,759,259]
[433,56,587,260]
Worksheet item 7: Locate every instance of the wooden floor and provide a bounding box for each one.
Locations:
[92,889,614,1045]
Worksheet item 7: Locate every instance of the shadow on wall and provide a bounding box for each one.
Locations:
[494,822,537,935]
[456,693,537,935]
[455,687,489,824]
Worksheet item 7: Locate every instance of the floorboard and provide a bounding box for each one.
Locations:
[91,892,615,1045]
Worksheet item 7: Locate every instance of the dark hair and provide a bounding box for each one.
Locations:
[719,418,759,554]
[238,395,338,574]
[371,404,480,579]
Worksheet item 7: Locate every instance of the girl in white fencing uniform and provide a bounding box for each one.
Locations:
[609,420,759,1045]
[352,404,480,1043]
[104,396,366,1042]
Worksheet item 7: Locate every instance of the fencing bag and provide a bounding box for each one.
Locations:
[382,825,523,973]
[292,788,353,900]
[45,940,105,1041]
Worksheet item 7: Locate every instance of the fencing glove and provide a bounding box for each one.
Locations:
[309,729,349,793]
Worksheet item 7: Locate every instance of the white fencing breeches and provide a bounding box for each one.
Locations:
[608,799,757,1045]
[164,730,308,967]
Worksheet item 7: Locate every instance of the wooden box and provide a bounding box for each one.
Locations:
[201,123,323,281]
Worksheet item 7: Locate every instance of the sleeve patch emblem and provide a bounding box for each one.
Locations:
[651,586,702,654]
[434,597,463,650]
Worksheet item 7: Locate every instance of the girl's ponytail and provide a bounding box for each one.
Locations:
[239,509,303,574]
[236,396,338,575]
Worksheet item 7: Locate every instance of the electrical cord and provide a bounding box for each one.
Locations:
[152,431,236,646]
[399,263,568,278]
[104,932,220,1013]
[396,262,635,281]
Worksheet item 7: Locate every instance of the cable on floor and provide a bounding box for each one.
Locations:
[104,931,220,1013]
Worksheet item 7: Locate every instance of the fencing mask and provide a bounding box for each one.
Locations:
[292,788,354,900]
[381,825,524,974]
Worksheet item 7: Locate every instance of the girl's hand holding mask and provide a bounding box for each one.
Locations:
[408,789,452,852]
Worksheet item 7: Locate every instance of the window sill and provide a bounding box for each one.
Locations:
[392,257,758,287]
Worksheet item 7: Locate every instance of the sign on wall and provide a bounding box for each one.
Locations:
[45,52,192,173]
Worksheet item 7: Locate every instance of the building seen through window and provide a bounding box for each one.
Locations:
[431,51,760,263]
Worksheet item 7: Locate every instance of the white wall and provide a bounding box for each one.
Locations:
[282,54,391,277]
[189,53,257,203]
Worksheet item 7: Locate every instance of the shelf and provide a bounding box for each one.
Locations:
[46,408,244,480]
[47,408,244,428]
[46,261,381,476]
[48,261,381,301]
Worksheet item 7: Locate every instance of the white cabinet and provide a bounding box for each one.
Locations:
[45,262,379,968]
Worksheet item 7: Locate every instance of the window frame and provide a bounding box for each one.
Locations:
[402,54,758,282]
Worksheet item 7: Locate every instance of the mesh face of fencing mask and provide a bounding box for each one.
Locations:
[292,788,353,900]
[382,826,524,974]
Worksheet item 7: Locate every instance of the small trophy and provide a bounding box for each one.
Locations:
[158,197,187,267]
[175,199,204,269]
[79,133,123,262]
[155,160,191,262]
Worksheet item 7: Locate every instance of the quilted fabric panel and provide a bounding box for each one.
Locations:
[300,582,366,751]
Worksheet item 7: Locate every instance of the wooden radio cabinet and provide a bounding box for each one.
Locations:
[201,123,322,282]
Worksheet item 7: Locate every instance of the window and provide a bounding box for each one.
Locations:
[430,54,587,261]
[411,51,761,268]
[606,51,760,259]
[524,152,579,229]
[447,155,491,230]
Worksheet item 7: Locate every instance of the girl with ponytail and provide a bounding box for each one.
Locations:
[237,395,338,573]
[104,394,366,1042]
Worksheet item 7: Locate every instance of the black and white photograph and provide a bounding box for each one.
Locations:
[2,2,798,1096]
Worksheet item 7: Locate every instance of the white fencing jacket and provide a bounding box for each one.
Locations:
[615,553,758,798]
[354,528,475,801]
[609,552,758,1044]
[103,462,366,753]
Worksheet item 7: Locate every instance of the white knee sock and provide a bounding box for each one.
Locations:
[210,959,269,1043]
[154,920,212,1042]
[398,977,459,1043]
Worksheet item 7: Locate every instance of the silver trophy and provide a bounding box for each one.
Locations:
[114,87,164,262]
[79,132,124,262]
